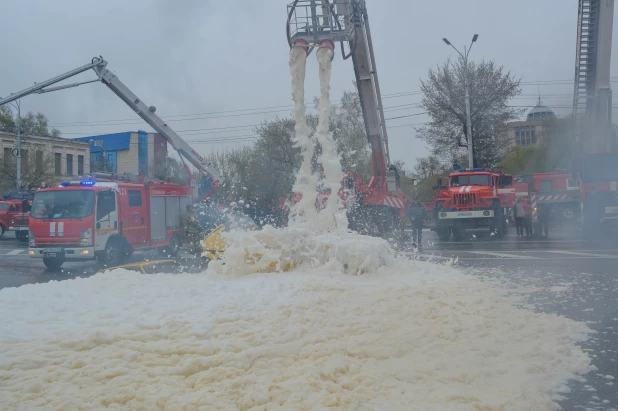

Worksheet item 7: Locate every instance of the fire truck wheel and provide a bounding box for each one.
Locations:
[451,225,465,241]
[0,225,5,237]
[159,234,181,257]
[43,257,64,271]
[17,231,28,242]
[101,239,123,267]
[560,205,578,221]
[437,226,451,242]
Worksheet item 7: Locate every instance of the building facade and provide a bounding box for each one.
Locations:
[1,132,91,190]
[507,100,557,148]
[73,130,168,178]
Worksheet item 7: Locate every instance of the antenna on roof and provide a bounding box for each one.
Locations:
[537,86,543,106]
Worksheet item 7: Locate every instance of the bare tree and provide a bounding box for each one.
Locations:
[416,58,523,167]
[0,143,55,190]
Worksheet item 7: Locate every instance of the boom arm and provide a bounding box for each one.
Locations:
[343,1,391,185]
[0,56,221,197]
[286,1,391,192]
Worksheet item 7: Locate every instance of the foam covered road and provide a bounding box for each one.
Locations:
[409,225,618,410]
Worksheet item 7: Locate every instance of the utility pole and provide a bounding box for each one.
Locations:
[442,34,479,168]
[15,99,21,189]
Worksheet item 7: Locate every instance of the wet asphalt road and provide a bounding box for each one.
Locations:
[1,225,617,409]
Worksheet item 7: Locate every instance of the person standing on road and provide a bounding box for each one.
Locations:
[538,203,551,238]
[523,197,533,237]
[182,204,202,256]
[514,197,526,237]
[407,201,427,249]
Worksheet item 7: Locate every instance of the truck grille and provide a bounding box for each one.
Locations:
[36,237,80,246]
[453,193,476,206]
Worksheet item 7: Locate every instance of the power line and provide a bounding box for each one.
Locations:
[46,78,618,128]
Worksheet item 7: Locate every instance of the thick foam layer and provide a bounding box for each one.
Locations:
[0,267,592,410]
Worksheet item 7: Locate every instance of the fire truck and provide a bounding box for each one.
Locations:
[27,174,192,270]
[513,171,581,222]
[432,168,515,241]
[0,57,222,270]
[285,0,409,237]
[573,152,618,235]
[0,199,30,241]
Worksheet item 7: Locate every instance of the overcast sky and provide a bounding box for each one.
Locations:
[1,0,617,170]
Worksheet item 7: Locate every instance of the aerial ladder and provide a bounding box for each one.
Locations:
[570,0,617,235]
[286,0,409,236]
[0,57,221,200]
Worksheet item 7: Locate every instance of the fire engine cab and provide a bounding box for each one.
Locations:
[28,174,193,270]
[433,168,515,241]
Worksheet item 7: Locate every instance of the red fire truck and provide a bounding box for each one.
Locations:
[573,152,618,235]
[513,171,581,221]
[0,56,223,270]
[432,168,515,241]
[28,175,193,270]
[0,199,30,240]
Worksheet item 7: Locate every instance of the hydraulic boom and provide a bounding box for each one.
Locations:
[0,57,221,199]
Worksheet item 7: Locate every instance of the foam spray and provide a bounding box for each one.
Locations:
[288,45,318,227]
[288,43,347,231]
[314,46,348,231]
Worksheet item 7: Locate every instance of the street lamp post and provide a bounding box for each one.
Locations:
[442,34,478,168]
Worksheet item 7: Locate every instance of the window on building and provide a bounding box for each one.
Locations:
[55,153,61,175]
[66,154,73,175]
[36,151,44,173]
[78,155,84,175]
[128,190,143,207]
[3,147,11,165]
[91,151,117,173]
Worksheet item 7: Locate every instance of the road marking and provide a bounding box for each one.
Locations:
[6,250,24,255]
[546,250,618,259]
[467,251,540,259]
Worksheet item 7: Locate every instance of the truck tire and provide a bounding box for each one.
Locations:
[17,231,28,242]
[43,257,64,271]
[0,225,4,237]
[559,204,580,222]
[452,225,465,241]
[168,234,181,257]
[99,238,124,268]
[437,226,451,242]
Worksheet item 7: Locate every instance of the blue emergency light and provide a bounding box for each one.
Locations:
[60,181,71,187]
[80,180,96,186]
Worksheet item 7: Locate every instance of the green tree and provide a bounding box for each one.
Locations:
[0,106,61,137]
[154,156,191,184]
[416,58,522,167]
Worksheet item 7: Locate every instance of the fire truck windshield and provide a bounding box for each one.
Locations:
[581,155,618,183]
[31,190,95,220]
[0,204,8,212]
[450,174,490,187]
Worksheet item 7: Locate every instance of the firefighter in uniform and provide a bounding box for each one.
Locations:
[182,204,202,256]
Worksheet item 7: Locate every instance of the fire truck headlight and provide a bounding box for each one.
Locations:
[80,228,93,246]
[28,230,35,247]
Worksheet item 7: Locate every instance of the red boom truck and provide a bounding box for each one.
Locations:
[0,56,222,271]
[28,174,193,270]
[0,57,221,269]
